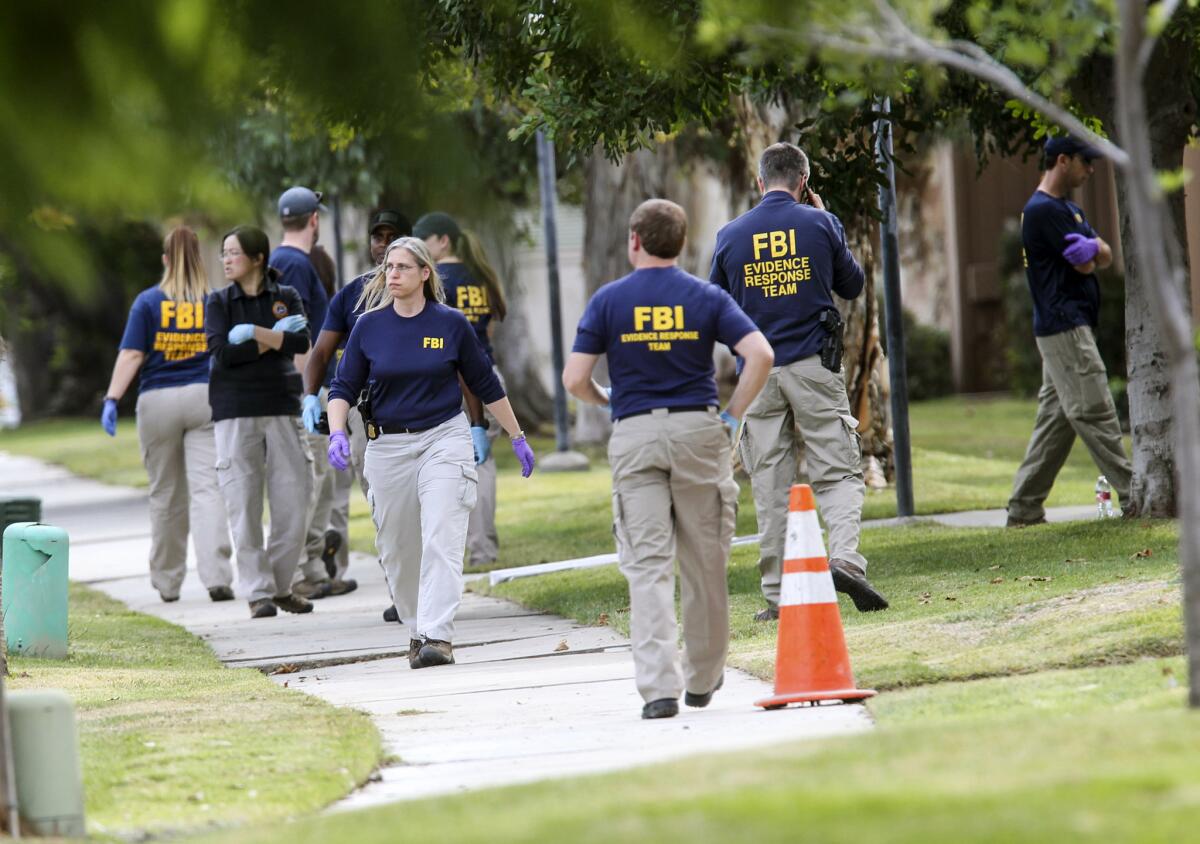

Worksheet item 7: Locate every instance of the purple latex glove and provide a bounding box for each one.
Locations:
[327,431,350,471]
[1062,233,1099,266]
[511,436,535,478]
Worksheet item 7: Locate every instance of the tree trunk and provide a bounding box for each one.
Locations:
[479,221,555,428]
[1113,2,1200,706]
[1076,37,1197,518]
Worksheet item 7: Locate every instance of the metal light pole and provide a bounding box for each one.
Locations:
[535,130,589,470]
[536,130,571,452]
[875,97,915,517]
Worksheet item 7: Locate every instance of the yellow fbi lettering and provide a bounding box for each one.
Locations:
[752,229,797,260]
[160,300,204,329]
[423,337,445,349]
[633,306,684,331]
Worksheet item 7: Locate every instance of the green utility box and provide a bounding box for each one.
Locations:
[2,522,68,658]
[8,689,86,838]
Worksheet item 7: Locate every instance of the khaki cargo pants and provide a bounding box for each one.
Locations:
[136,382,234,598]
[1008,325,1132,520]
[610,408,739,703]
[740,355,868,608]
[214,415,314,602]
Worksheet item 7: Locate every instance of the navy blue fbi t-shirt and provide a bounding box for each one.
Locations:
[269,245,328,344]
[710,190,864,367]
[330,302,505,431]
[572,266,757,421]
[323,271,372,343]
[438,262,495,365]
[1021,190,1101,337]
[118,286,210,392]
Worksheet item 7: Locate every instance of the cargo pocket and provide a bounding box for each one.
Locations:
[838,413,862,469]
[718,476,740,551]
[214,457,234,489]
[610,490,630,558]
[458,464,479,511]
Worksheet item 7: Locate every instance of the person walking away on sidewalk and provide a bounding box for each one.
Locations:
[326,236,535,669]
[564,199,773,719]
[414,212,509,570]
[303,209,410,619]
[710,142,888,620]
[1006,135,1134,526]
[101,225,234,603]
[269,186,346,600]
[206,225,315,619]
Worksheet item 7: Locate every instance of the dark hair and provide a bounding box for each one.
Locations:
[415,212,507,321]
[281,212,313,232]
[759,142,809,190]
[629,199,687,259]
[309,245,337,297]
[223,225,270,280]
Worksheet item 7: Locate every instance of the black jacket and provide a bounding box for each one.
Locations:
[205,272,310,421]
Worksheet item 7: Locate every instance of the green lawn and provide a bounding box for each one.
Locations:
[8,585,382,841]
[0,395,1125,569]
[191,518,1194,844]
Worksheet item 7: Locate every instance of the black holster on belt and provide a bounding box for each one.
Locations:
[818,308,844,373]
[358,387,379,441]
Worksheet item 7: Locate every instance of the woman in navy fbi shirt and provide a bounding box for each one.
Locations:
[102,225,234,604]
[326,236,535,669]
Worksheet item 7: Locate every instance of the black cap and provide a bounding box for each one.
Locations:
[412,212,462,241]
[1045,135,1101,163]
[278,186,326,217]
[368,209,411,236]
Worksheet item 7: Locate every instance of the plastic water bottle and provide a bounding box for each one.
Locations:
[1095,475,1114,518]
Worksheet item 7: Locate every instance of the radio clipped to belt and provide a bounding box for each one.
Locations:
[359,384,379,441]
[817,307,844,373]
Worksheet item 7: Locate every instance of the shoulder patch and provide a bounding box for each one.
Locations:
[1074,213,1083,223]
[272,301,288,318]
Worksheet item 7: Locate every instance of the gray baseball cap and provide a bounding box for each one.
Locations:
[278,186,326,217]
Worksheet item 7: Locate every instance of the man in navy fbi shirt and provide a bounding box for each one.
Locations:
[565,198,774,719]
[711,142,888,619]
[1006,135,1132,525]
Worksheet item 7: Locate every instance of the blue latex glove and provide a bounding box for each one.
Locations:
[1062,233,1099,266]
[511,436,536,478]
[101,398,118,437]
[273,314,308,334]
[228,323,256,344]
[719,409,739,444]
[471,426,491,465]
[327,431,351,471]
[302,394,321,433]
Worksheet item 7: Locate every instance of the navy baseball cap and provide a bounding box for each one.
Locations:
[412,212,462,241]
[369,209,412,236]
[1045,135,1101,163]
[278,186,325,217]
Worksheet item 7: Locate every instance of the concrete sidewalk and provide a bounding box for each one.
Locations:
[1,451,872,809]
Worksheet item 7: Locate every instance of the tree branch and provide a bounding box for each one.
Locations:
[745,9,1132,170]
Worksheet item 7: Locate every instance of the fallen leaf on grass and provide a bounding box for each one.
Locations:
[597,612,609,625]
[270,663,299,675]
[1131,548,1153,559]
[988,565,1002,571]
[1064,558,1089,564]
[1017,576,1052,582]
[944,595,957,601]
[990,577,1005,584]
[917,592,932,604]
[554,640,570,652]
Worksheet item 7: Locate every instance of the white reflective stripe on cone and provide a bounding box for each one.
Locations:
[780,571,838,607]
[783,509,825,560]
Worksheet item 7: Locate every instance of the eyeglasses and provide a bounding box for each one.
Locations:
[220,250,244,259]
[385,262,419,274]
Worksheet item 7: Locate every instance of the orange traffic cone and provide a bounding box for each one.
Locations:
[755,484,876,709]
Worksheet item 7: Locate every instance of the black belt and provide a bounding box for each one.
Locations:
[375,423,435,435]
[617,404,715,421]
